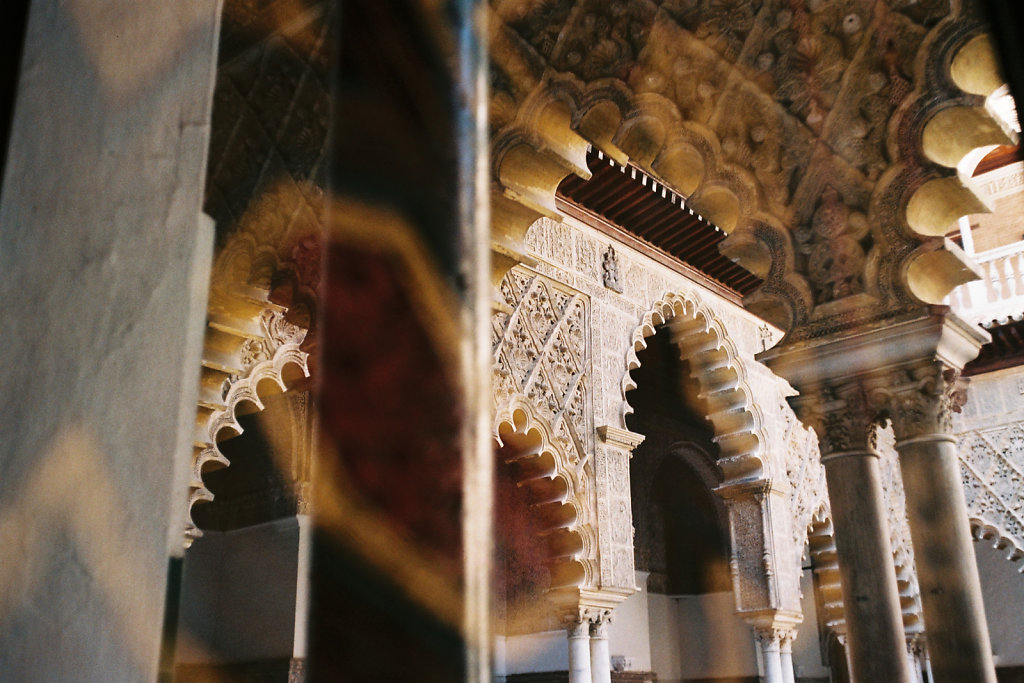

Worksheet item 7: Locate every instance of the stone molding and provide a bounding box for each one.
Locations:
[596,425,645,451]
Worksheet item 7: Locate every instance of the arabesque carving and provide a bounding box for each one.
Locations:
[488,0,1011,341]
[494,267,593,465]
[492,266,598,600]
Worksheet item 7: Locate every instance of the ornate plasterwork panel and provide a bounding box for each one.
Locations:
[520,216,812,613]
[783,396,827,568]
[958,423,1024,566]
[492,267,601,595]
[494,266,593,467]
[877,424,924,634]
[950,367,1024,569]
[595,430,642,589]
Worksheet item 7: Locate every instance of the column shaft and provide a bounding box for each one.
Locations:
[758,639,784,683]
[589,622,611,683]
[567,621,592,683]
[897,436,996,682]
[823,452,912,682]
[780,644,795,683]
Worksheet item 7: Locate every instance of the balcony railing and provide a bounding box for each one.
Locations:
[948,239,1024,326]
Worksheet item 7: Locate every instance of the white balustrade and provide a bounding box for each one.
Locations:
[948,240,1024,326]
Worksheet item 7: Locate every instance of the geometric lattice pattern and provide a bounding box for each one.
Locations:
[960,423,1024,567]
[493,268,592,472]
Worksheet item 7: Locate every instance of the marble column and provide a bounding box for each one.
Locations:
[567,617,592,683]
[589,616,611,683]
[888,363,996,683]
[754,628,785,683]
[791,383,912,683]
[780,630,796,683]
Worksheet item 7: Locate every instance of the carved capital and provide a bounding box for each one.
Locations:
[589,611,611,638]
[871,361,967,441]
[753,626,797,651]
[789,380,881,457]
[565,615,590,639]
[563,605,611,637]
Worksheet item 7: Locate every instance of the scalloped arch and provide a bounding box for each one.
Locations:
[186,228,318,546]
[620,291,768,485]
[494,396,595,594]
[188,340,310,543]
[971,518,1024,571]
[490,73,772,254]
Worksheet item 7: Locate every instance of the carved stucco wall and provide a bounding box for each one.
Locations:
[493,269,600,591]
[495,214,936,626]
[507,215,809,609]
[955,366,1024,568]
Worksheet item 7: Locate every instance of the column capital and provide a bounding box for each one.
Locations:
[867,360,968,441]
[589,614,610,638]
[788,379,882,456]
[562,605,612,635]
[745,610,801,650]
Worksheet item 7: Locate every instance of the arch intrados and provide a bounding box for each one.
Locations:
[493,401,590,593]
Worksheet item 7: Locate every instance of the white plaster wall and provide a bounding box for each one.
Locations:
[792,568,830,680]
[178,516,307,663]
[975,542,1024,667]
[647,593,684,682]
[504,630,567,673]
[0,1,221,680]
[607,570,653,672]
[648,591,758,683]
